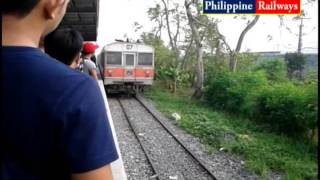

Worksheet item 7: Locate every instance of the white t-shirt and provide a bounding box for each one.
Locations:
[83,59,97,75]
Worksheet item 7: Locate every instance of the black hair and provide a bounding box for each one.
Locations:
[3,0,41,17]
[44,28,84,66]
[81,51,92,56]
[91,55,97,64]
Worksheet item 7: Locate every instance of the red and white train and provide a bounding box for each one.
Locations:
[97,41,155,93]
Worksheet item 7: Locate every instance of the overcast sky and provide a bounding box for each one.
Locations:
[96,0,318,54]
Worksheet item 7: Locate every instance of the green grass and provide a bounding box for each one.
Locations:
[144,82,318,180]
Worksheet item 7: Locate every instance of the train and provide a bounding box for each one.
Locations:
[97,41,155,93]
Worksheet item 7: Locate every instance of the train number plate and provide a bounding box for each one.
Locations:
[126,70,133,76]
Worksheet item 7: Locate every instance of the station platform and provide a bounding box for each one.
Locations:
[97,80,127,180]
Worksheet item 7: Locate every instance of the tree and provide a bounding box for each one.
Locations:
[147,4,164,39]
[146,0,222,96]
[185,0,204,98]
[141,32,181,93]
[284,52,306,80]
[180,32,194,70]
[159,0,183,56]
[211,15,260,72]
[229,16,260,72]
[149,3,186,74]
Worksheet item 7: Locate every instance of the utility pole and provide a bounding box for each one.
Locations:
[297,18,303,54]
[296,17,311,54]
[295,16,311,79]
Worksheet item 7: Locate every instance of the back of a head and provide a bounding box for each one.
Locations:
[3,0,71,45]
[82,42,99,57]
[3,0,40,17]
[44,28,84,66]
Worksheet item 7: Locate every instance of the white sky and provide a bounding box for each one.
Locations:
[96,0,318,54]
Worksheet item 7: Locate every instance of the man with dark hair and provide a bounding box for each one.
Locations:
[44,28,83,69]
[2,0,118,180]
[2,0,41,17]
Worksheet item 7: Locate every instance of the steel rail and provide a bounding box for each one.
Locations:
[135,95,218,180]
[117,98,160,180]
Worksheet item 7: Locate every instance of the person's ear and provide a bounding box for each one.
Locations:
[43,0,67,19]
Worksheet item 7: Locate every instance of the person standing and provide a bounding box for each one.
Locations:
[44,28,83,69]
[82,42,99,80]
[2,0,118,180]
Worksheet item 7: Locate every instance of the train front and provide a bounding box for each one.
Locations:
[99,41,154,93]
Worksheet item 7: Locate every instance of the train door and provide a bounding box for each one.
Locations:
[123,53,136,83]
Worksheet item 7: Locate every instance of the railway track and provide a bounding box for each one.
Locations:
[117,95,217,180]
[118,98,160,180]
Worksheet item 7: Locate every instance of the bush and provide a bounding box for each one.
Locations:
[204,54,229,84]
[205,69,318,138]
[303,82,318,138]
[284,53,306,80]
[254,82,318,136]
[255,59,287,82]
[204,71,268,113]
[236,53,260,72]
[304,70,318,84]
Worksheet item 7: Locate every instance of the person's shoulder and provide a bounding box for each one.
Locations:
[84,59,96,67]
[40,56,99,103]
[2,46,45,61]
[48,61,96,90]
[2,46,77,76]
[11,47,93,87]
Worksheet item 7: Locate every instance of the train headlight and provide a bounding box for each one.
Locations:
[145,70,150,77]
[108,70,112,76]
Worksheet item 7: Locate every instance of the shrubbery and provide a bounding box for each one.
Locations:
[285,53,306,80]
[254,82,317,136]
[255,59,287,82]
[205,71,268,113]
[204,68,318,138]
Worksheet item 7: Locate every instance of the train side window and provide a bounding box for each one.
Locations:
[106,52,122,65]
[138,53,153,66]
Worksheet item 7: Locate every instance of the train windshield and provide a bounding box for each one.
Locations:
[138,53,153,66]
[106,52,122,65]
[125,54,135,66]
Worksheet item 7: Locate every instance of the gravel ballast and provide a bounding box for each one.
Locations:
[108,98,155,180]
[119,97,214,180]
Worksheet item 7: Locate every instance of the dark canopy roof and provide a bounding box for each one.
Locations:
[59,0,99,41]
